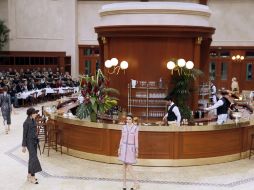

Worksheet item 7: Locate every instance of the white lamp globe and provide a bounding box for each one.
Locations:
[240,56,244,60]
[232,56,236,60]
[120,61,128,70]
[177,59,186,67]
[167,61,175,70]
[105,60,112,68]
[111,58,118,66]
[186,61,194,69]
[236,55,240,59]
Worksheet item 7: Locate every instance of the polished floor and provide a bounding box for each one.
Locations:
[1,103,254,190]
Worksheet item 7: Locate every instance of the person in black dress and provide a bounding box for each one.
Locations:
[22,107,42,184]
[0,86,12,134]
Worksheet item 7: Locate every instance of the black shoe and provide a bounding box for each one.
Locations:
[123,188,127,190]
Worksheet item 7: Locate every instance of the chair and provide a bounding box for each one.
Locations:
[37,89,46,103]
[22,91,38,106]
[249,134,254,159]
[30,91,38,105]
[51,89,60,100]
[43,120,62,156]
[68,88,74,97]
[36,122,46,155]
[62,88,69,96]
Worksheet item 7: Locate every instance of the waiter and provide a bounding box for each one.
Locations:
[210,82,217,104]
[163,96,181,127]
[204,90,231,124]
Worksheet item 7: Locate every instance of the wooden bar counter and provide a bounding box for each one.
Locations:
[47,113,254,166]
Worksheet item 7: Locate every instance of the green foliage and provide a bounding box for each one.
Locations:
[0,20,9,50]
[170,68,203,120]
[76,69,119,120]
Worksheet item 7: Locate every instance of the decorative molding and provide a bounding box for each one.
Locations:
[15,36,64,40]
[100,9,211,17]
[101,36,107,44]
[14,0,64,41]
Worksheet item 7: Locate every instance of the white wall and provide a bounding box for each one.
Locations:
[77,0,199,45]
[209,0,254,46]
[78,1,120,45]
[0,0,9,50]
[0,0,8,22]
[6,0,78,76]
[1,0,254,77]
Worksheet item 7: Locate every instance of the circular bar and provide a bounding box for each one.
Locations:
[48,113,254,166]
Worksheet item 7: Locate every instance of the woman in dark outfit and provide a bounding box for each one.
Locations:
[22,107,42,184]
[0,86,12,134]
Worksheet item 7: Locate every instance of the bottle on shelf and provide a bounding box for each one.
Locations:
[159,77,163,88]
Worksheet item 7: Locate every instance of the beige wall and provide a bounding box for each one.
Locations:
[77,0,200,45]
[209,0,254,46]
[0,0,9,50]
[78,1,116,45]
[6,0,78,76]
[0,0,8,22]
[1,0,254,77]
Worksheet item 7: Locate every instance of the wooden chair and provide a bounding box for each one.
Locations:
[67,88,74,97]
[249,134,254,159]
[30,91,38,105]
[62,88,69,96]
[51,89,60,100]
[43,120,62,156]
[37,89,46,103]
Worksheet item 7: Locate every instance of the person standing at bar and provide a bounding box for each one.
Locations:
[204,90,231,124]
[0,86,12,134]
[163,96,181,127]
[118,114,140,190]
[231,77,239,94]
[210,82,217,104]
[22,107,42,184]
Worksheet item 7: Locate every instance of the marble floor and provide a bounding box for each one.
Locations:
[1,103,254,190]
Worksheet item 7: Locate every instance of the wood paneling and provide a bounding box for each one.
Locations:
[179,129,241,158]
[0,51,68,72]
[55,118,254,160]
[95,25,215,110]
[209,47,254,91]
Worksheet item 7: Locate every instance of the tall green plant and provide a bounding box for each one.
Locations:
[0,20,10,50]
[169,68,203,120]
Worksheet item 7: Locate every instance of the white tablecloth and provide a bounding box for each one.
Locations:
[17,87,79,99]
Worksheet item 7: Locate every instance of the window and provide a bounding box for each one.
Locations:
[221,62,227,80]
[209,62,216,81]
[16,57,27,65]
[245,51,254,58]
[246,63,253,80]
[220,51,230,58]
[84,60,91,75]
[84,48,92,56]
[0,55,10,65]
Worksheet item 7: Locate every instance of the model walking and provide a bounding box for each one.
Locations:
[0,87,12,134]
[22,107,42,184]
[118,114,140,190]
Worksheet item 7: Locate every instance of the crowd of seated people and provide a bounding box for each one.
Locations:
[0,67,80,108]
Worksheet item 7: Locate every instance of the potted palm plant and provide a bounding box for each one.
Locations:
[76,69,119,122]
[169,67,203,121]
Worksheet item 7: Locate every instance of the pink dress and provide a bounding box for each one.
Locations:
[118,124,139,164]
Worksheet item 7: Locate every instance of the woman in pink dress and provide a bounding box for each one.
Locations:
[118,114,140,190]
